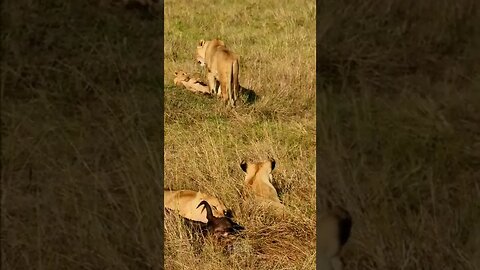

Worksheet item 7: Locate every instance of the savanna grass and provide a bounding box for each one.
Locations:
[318,0,480,269]
[164,0,316,269]
[2,1,163,269]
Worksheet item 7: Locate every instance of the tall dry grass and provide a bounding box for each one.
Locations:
[164,0,316,269]
[2,1,163,269]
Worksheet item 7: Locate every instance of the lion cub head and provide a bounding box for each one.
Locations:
[173,70,190,85]
[240,158,281,203]
[195,39,225,67]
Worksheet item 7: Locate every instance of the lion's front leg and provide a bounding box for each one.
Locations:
[207,72,218,95]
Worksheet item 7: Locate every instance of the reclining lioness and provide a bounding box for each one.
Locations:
[164,189,232,223]
[239,158,285,213]
[318,206,353,270]
[173,71,211,95]
[195,39,240,107]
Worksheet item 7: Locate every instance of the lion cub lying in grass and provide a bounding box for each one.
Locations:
[240,158,286,215]
[173,71,211,95]
[239,158,353,268]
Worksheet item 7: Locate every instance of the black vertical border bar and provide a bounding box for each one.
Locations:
[159,1,165,269]
[0,1,166,269]
[0,0,4,267]
[315,0,321,269]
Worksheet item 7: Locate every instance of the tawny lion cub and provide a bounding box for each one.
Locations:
[240,158,285,211]
[317,206,353,270]
[173,71,211,95]
[195,39,240,107]
[164,189,232,223]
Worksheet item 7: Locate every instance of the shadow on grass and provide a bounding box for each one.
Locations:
[171,83,259,106]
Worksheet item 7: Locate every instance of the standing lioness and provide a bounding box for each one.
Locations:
[196,39,240,107]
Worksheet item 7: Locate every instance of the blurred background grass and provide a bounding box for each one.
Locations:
[318,0,480,269]
[2,1,163,269]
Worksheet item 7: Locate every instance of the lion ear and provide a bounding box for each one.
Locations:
[240,160,247,172]
[198,39,205,46]
[270,158,276,171]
